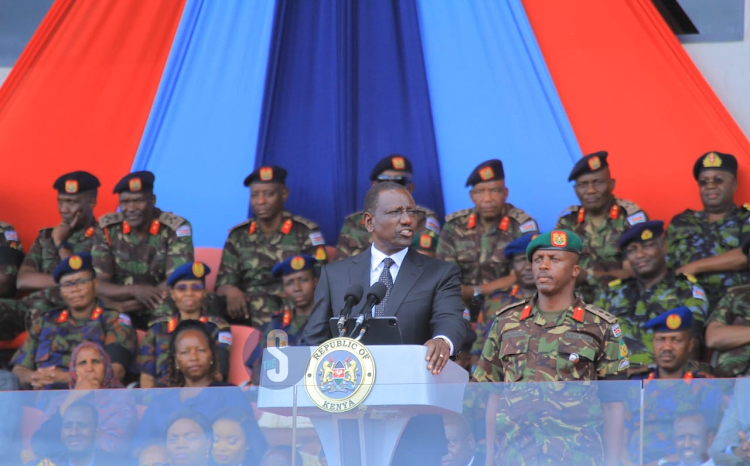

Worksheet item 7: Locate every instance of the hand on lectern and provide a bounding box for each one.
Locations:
[424,338,450,375]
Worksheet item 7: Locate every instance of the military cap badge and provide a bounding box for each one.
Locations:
[192,262,205,278]
[392,156,406,170]
[703,152,722,168]
[129,177,142,192]
[588,156,601,170]
[65,180,78,194]
[290,256,305,271]
[641,229,653,241]
[260,167,273,181]
[479,166,494,181]
[666,313,682,330]
[69,255,83,270]
[551,230,568,247]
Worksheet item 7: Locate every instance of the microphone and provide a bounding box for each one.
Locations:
[337,284,364,337]
[349,282,388,338]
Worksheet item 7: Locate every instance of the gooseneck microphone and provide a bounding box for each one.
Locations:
[337,284,364,337]
[349,282,388,339]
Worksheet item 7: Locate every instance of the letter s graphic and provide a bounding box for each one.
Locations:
[266,330,288,382]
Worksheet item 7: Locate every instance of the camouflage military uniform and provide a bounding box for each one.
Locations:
[471,285,533,356]
[595,272,708,366]
[473,295,629,465]
[707,285,750,377]
[10,306,136,387]
[0,222,24,339]
[216,211,325,326]
[91,208,194,319]
[335,206,440,259]
[666,205,750,309]
[137,306,231,387]
[436,204,538,290]
[555,198,648,303]
[0,221,22,277]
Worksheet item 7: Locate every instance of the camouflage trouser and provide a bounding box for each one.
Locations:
[490,383,604,466]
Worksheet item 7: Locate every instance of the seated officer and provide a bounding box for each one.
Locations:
[666,151,750,309]
[138,262,231,388]
[216,166,326,327]
[557,151,648,303]
[411,229,438,257]
[0,246,25,341]
[0,221,22,298]
[437,159,538,313]
[623,307,721,466]
[10,253,136,389]
[246,255,318,384]
[92,171,194,329]
[596,221,708,366]
[13,171,100,329]
[471,233,536,365]
[335,154,440,259]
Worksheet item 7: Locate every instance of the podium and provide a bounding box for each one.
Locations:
[257,344,468,466]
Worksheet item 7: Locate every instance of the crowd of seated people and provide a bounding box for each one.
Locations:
[0,150,748,465]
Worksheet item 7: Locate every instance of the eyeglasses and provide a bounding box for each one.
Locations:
[697,177,726,187]
[376,174,411,186]
[59,278,94,289]
[174,283,205,292]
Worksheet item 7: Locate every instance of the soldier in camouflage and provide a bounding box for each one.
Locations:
[436,159,539,315]
[596,221,708,367]
[138,262,231,388]
[471,233,536,364]
[556,151,648,304]
[335,154,441,259]
[666,151,750,310]
[10,253,135,389]
[473,230,630,466]
[0,221,22,298]
[622,307,722,466]
[91,171,194,329]
[216,166,326,327]
[246,255,318,384]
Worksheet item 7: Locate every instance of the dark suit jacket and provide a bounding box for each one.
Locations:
[304,247,465,350]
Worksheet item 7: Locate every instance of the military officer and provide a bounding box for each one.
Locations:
[596,221,708,366]
[335,154,440,259]
[0,245,24,341]
[556,151,648,303]
[436,159,539,313]
[138,262,232,388]
[216,166,326,327]
[10,253,136,389]
[0,221,22,298]
[246,254,318,384]
[666,151,750,310]
[91,171,194,329]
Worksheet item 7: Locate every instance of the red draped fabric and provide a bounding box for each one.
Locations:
[0,0,186,247]
[522,0,750,222]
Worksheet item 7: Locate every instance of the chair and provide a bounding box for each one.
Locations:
[228,325,260,386]
[195,247,223,292]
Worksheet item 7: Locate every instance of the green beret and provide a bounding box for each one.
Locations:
[526,229,583,261]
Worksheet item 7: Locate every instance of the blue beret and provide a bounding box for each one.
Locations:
[369,154,413,180]
[504,233,537,259]
[244,166,287,186]
[53,171,100,194]
[643,306,693,333]
[618,220,665,250]
[53,253,94,283]
[167,262,212,287]
[113,171,155,194]
[568,151,609,182]
[272,255,317,278]
[465,159,504,187]
[693,151,737,180]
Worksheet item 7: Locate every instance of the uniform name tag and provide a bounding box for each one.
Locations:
[503,330,527,339]
[564,332,594,343]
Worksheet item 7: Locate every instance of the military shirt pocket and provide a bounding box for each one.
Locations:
[556,334,598,380]
[456,247,478,265]
[499,331,530,382]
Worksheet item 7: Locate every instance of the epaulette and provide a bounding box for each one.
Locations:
[584,304,617,324]
[228,219,253,232]
[98,212,124,228]
[608,278,622,289]
[206,315,230,329]
[506,205,532,225]
[616,198,644,216]
[445,208,473,223]
[344,211,364,222]
[496,299,527,316]
[148,315,172,327]
[558,205,579,218]
[158,212,187,231]
[291,214,319,231]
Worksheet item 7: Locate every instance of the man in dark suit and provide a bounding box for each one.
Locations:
[304,181,465,373]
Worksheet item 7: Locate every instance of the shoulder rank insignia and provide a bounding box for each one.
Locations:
[315,245,327,261]
[281,219,293,235]
[608,278,622,288]
[520,304,532,320]
[510,284,520,296]
[498,216,510,231]
[684,273,697,284]
[577,208,585,224]
[57,310,69,324]
[199,316,208,324]
[167,317,178,333]
[609,204,620,220]
[248,221,257,235]
[467,213,476,229]
[149,219,160,235]
[90,307,102,321]
[84,226,95,238]
[122,221,131,235]
[573,306,585,322]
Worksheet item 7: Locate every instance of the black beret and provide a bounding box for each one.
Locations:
[369,154,413,180]
[113,171,155,194]
[618,220,664,250]
[465,159,504,187]
[568,151,609,182]
[53,171,100,194]
[0,246,24,268]
[693,151,737,180]
[243,166,287,186]
[53,253,95,283]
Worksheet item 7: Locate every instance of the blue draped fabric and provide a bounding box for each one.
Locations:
[255,0,444,245]
[131,0,276,247]
[416,0,581,231]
